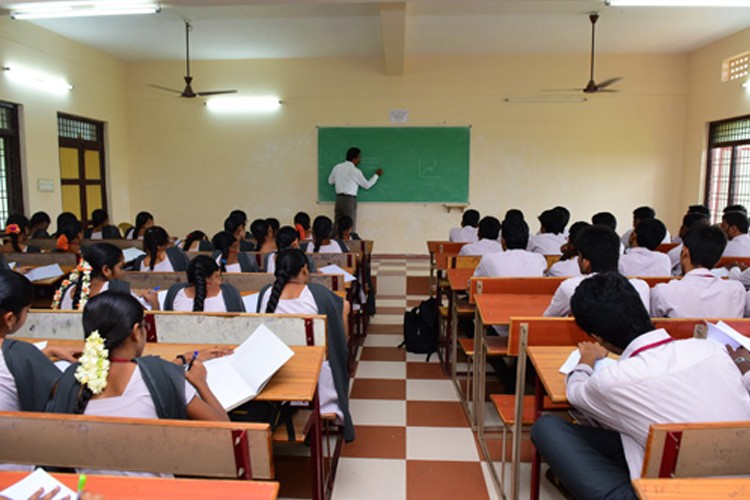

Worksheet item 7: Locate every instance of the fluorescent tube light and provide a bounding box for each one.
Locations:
[206,96,282,113]
[2,66,73,95]
[504,96,587,103]
[606,0,750,6]
[11,1,160,20]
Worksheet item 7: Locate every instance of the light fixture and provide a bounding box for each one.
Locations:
[743,81,749,89]
[504,96,587,103]
[2,66,73,95]
[606,0,750,6]
[206,96,282,113]
[10,1,161,20]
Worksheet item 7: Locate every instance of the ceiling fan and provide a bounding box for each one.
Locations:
[148,20,237,98]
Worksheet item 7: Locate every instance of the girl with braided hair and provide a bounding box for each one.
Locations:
[83,209,122,240]
[162,255,244,312]
[55,221,83,254]
[1,215,40,253]
[131,226,189,272]
[303,215,348,253]
[250,218,276,254]
[125,211,153,240]
[264,225,317,275]
[181,230,211,252]
[210,231,258,273]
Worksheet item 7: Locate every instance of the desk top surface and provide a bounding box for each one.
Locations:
[474,294,552,326]
[447,268,474,291]
[526,345,576,404]
[632,478,750,500]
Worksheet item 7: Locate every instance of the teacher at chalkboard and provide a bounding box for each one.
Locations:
[328,147,383,229]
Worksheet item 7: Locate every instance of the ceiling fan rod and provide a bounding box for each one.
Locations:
[185,20,192,78]
[589,13,598,82]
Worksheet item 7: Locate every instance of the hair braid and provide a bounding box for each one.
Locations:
[147,238,158,271]
[10,233,21,253]
[192,272,207,312]
[265,268,291,313]
[76,386,94,414]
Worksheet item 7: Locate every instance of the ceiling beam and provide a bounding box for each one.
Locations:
[379,3,406,75]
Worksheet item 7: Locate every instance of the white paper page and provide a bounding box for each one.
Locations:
[24,264,64,282]
[202,359,256,410]
[0,468,76,500]
[559,349,617,375]
[54,360,71,373]
[710,267,730,278]
[318,264,356,283]
[707,321,750,351]
[230,324,295,391]
[157,289,168,311]
[33,341,48,351]
[7,262,16,270]
[122,247,146,263]
[243,293,259,313]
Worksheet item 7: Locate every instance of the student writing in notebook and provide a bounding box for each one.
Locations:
[131,227,189,272]
[457,216,502,256]
[250,218,276,254]
[265,226,316,275]
[721,210,750,257]
[181,230,212,252]
[472,217,546,277]
[210,231,259,273]
[224,215,254,252]
[55,222,83,255]
[28,211,51,239]
[527,208,566,255]
[304,215,348,253]
[545,221,590,278]
[0,215,40,254]
[617,218,671,277]
[448,209,479,243]
[163,255,244,312]
[125,211,154,240]
[83,209,122,240]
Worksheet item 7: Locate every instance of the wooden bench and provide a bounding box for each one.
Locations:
[122,271,346,293]
[27,239,144,252]
[427,241,466,297]
[655,242,679,253]
[469,276,565,304]
[2,252,77,267]
[716,256,750,268]
[632,477,750,500]
[0,411,273,480]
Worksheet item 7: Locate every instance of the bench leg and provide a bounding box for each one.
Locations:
[309,392,325,500]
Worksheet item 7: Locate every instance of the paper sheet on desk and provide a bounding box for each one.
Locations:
[24,264,64,282]
[157,289,168,311]
[559,349,617,375]
[0,468,76,500]
[243,292,259,313]
[318,264,356,283]
[706,321,750,351]
[122,247,146,263]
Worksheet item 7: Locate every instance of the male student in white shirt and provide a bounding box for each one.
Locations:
[458,216,502,256]
[449,209,480,243]
[668,212,710,276]
[621,206,671,251]
[473,217,546,277]
[651,224,746,318]
[545,221,590,277]
[532,272,750,500]
[618,218,671,277]
[721,210,750,257]
[527,208,566,255]
[544,225,650,317]
[327,147,383,230]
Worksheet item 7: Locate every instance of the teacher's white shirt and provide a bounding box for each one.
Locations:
[328,161,379,196]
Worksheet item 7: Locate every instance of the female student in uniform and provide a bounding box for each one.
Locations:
[29,211,52,239]
[304,215,348,253]
[131,227,189,272]
[125,211,154,240]
[264,226,317,275]
[250,218,276,254]
[335,215,360,242]
[83,209,122,240]
[224,216,254,252]
[211,231,259,273]
[181,230,212,252]
[0,215,41,253]
[294,211,312,241]
[55,221,83,254]
[163,255,245,312]
[257,248,354,442]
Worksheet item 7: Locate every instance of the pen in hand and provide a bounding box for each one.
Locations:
[77,474,87,500]
[185,350,198,372]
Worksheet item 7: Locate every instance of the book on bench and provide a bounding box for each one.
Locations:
[706,320,750,351]
[203,324,295,411]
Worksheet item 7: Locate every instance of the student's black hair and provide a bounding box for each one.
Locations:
[224,216,244,236]
[265,249,308,313]
[634,218,667,250]
[250,219,270,248]
[724,204,748,216]
[211,231,236,272]
[143,226,169,271]
[538,209,565,234]
[55,212,78,237]
[90,209,108,229]
[266,218,280,234]
[682,212,708,229]
[229,210,248,224]
[78,292,144,413]
[0,269,34,316]
[4,214,29,252]
[58,222,82,244]
[70,243,124,310]
[336,216,354,239]
[570,272,655,351]
[182,230,207,251]
[591,212,617,232]
[553,206,570,229]
[461,209,480,228]
[133,211,153,239]
[346,147,361,162]
[575,225,620,272]
[276,226,300,251]
[633,206,656,222]
[501,217,530,250]
[312,215,333,253]
[723,211,749,234]
[568,221,592,248]
[29,211,51,229]
[503,209,525,222]
[688,204,710,218]
[187,255,220,312]
[682,224,727,269]
[294,212,311,231]
[477,216,501,241]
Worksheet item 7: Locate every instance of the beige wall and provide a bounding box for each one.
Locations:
[0,18,131,226]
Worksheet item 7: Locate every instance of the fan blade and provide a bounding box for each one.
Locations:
[196,90,238,97]
[594,88,619,93]
[541,88,585,92]
[147,84,183,94]
[596,77,623,89]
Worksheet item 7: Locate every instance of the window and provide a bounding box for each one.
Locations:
[57,113,107,223]
[0,102,24,225]
[705,115,750,223]
[722,52,749,83]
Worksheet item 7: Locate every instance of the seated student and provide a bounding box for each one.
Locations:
[621,206,671,250]
[554,206,570,234]
[225,215,254,252]
[473,217,546,277]
[163,256,245,312]
[294,211,312,241]
[591,211,625,255]
[210,231,259,273]
[229,209,253,240]
[546,221,590,277]
[83,209,122,240]
[527,208,567,255]
[458,216,502,256]
[181,230,212,252]
[668,212,709,275]
[132,227,189,272]
[1,215,40,253]
[53,243,159,311]
[532,272,750,500]
[544,225,650,317]
[265,226,316,275]
[618,218,671,277]
[304,216,348,253]
[721,210,750,257]
[257,249,354,442]
[266,217,280,241]
[725,203,747,216]
[55,222,83,254]
[651,225,746,318]
[449,209,480,243]
[335,215,360,242]
[53,212,78,239]
[671,204,711,244]
[250,218,277,254]
[29,211,52,239]
[124,211,154,240]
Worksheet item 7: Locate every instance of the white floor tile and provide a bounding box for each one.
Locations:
[364,334,403,347]
[331,458,406,500]
[356,361,406,379]
[480,462,566,500]
[406,427,479,461]
[377,299,408,308]
[406,352,440,363]
[369,314,404,325]
[376,276,406,296]
[406,379,459,401]
[348,399,406,426]
[483,401,503,428]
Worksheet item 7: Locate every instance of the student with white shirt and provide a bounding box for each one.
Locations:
[532,272,750,500]
[305,216,348,253]
[473,217,546,277]
[125,211,153,240]
[163,255,244,312]
[458,216,502,256]
[618,218,671,277]
[265,226,316,275]
[544,226,650,317]
[621,206,671,250]
[546,221,590,277]
[668,212,709,276]
[132,226,189,272]
[527,208,566,255]
[210,231,259,273]
[592,211,625,255]
[449,209,480,243]
[721,210,750,257]
[651,224,746,318]
[181,230,212,252]
[328,147,383,230]
[83,209,121,240]
[250,218,276,255]
[224,215,254,252]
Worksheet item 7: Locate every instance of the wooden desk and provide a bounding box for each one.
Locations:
[446,268,474,377]
[632,478,750,500]
[0,471,280,500]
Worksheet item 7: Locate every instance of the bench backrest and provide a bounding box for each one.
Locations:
[308,252,359,271]
[469,277,565,304]
[0,411,272,480]
[345,240,373,255]
[655,242,679,253]
[716,256,750,268]
[447,255,481,270]
[544,255,561,270]
[122,271,344,292]
[4,252,77,267]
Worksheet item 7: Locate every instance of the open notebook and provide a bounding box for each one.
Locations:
[706,320,750,351]
[0,468,75,500]
[203,324,295,410]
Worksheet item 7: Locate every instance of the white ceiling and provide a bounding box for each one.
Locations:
[2,0,750,61]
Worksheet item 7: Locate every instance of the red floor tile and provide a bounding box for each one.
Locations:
[368,323,403,334]
[406,460,490,500]
[360,346,406,361]
[407,276,430,295]
[350,378,407,400]
[406,362,449,380]
[341,425,406,459]
[406,401,469,427]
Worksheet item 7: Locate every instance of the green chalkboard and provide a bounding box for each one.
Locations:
[318,127,470,203]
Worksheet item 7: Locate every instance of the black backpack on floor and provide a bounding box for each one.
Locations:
[399,298,440,361]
